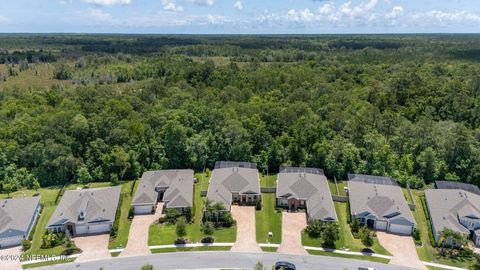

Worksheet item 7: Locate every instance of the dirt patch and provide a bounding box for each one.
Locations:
[0,246,21,270]
[278,212,308,255]
[377,231,426,270]
[74,234,111,263]
[120,203,164,257]
[230,206,261,252]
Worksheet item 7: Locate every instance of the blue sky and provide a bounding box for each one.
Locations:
[0,0,479,33]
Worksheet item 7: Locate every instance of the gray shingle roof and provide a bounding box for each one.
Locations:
[207,162,260,210]
[47,186,120,228]
[348,175,415,226]
[0,196,40,238]
[425,189,480,236]
[277,168,337,221]
[436,181,480,196]
[132,170,194,209]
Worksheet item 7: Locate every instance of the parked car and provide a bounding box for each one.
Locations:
[358,267,377,270]
[275,261,296,270]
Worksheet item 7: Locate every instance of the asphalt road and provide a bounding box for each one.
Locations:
[38,251,415,270]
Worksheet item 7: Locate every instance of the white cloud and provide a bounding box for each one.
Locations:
[81,0,130,6]
[192,0,215,6]
[413,10,480,25]
[385,6,403,19]
[234,1,243,11]
[162,0,183,12]
[83,8,113,22]
[0,15,7,24]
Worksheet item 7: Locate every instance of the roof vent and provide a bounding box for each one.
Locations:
[79,210,85,220]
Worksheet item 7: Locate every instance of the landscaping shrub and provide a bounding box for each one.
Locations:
[255,199,262,211]
[110,193,123,237]
[128,206,135,220]
[350,218,361,234]
[359,227,373,247]
[174,238,186,245]
[176,217,187,239]
[21,240,31,251]
[202,222,215,236]
[184,207,192,222]
[321,223,339,248]
[413,228,421,245]
[222,212,235,228]
[41,232,66,249]
[201,236,214,243]
[165,208,181,224]
[140,264,154,270]
[62,240,81,255]
[305,220,323,238]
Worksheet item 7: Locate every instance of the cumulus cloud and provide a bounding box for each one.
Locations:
[83,8,113,22]
[192,0,215,6]
[162,0,183,12]
[234,1,243,11]
[81,0,130,6]
[413,10,480,25]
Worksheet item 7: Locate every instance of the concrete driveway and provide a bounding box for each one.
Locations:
[278,212,308,255]
[74,234,111,263]
[230,206,261,252]
[120,203,164,257]
[0,246,21,270]
[377,231,426,270]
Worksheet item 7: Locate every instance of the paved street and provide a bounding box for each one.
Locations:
[36,251,415,270]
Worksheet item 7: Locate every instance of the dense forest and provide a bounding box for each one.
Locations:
[1,34,480,192]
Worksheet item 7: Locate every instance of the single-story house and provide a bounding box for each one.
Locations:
[347,174,416,235]
[425,181,480,247]
[206,161,260,210]
[131,169,194,215]
[0,196,41,248]
[46,186,121,237]
[276,167,337,222]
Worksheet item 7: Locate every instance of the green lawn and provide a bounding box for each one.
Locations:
[302,202,390,255]
[149,172,237,245]
[65,181,113,190]
[307,250,390,264]
[260,173,276,188]
[411,190,475,269]
[261,247,278,252]
[0,187,60,204]
[151,246,231,253]
[22,258,76,269]
[108,180,137,249]
[255,193,282,244]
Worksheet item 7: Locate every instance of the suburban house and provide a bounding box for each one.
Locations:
[0,196,41,248]
[425,181,480,247]
[276,167,337,222]
[347,174,416,235]
[131,169,194,215]
[206,161,261,210]
[46,186,121,237]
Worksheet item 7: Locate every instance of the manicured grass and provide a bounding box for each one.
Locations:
[261,246,278,252]
[307,250,390,264]
[22,258,76,269]
[65,181,113,190]
[302,202,390,255]
[149,172,237,245]
[411,190,475,268]
[255,193,282,244]
[110,251,121,257]
[108,180,137,249]
[150,246,231,253]
[260,173,276,188]
[0,187,61,204]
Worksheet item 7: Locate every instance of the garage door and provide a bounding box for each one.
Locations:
[375,220,388,231]
[75,224,88,235]
[134,205,153,214]
[0,236,22,248]
[389,224,412,235]
[88,223,111,234]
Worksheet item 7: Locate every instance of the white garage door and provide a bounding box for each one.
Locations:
[389,224,412,235]
[375,220,388,231]
[0,236,22,248]
[75,224,88,235]
[88,223,111,234]
[134,205,153,214]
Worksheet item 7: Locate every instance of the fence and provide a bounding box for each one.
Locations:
[260,187,276,193]
[332,195,348,202]
[200,190,207,197]
[406,183,416,210]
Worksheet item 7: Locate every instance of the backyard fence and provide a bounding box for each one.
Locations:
[260,187,276,193]
[332,195,348,202]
